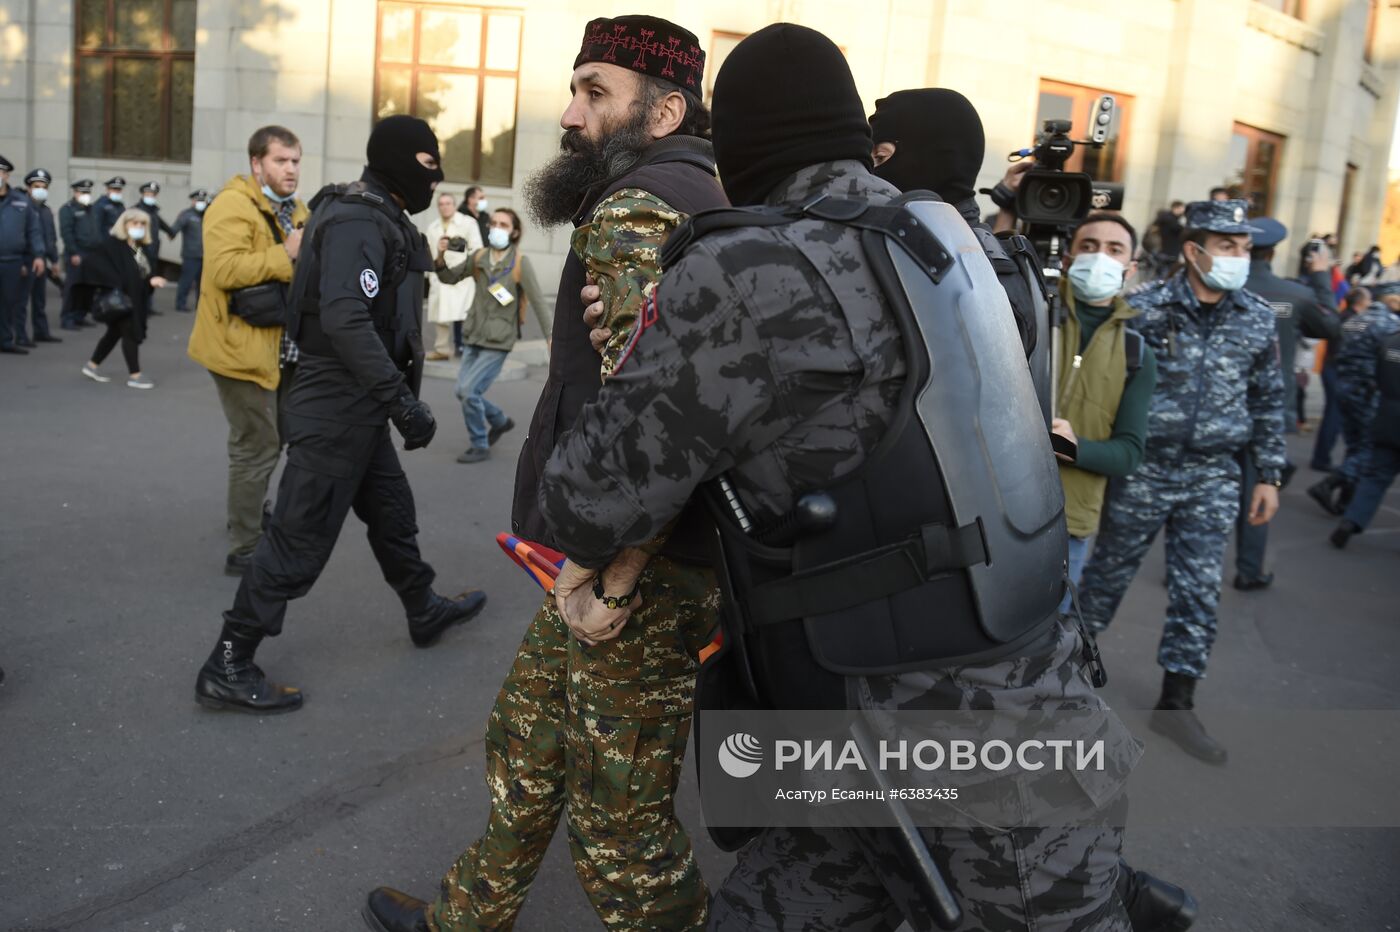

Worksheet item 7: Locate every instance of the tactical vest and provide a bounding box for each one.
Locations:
[1375,332,1400,449]
[288,182,427,385]
[981,228,1052,425]
[671,193,1072,712]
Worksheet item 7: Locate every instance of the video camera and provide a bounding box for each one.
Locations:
[1013,98,1122,227]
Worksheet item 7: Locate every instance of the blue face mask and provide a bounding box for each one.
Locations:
[488,227,511,250]
[1190,243,1249,292]
[262,184,291,204]
[1067,252,1126,304]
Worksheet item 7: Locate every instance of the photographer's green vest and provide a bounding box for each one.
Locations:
[1055,279,1140,538]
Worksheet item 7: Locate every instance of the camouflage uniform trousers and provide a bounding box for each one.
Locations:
[427,556,719,931]
[708,619,1136,932]
[1077,455,1241,678]
[1335,382,1380,485]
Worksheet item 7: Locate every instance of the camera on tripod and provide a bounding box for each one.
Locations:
[1013,95,1121,226]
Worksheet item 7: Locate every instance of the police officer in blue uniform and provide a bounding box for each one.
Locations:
[17,168,62,345]
[59,179,100,329]
[92,176,127,236]
[135,182,174,317]
[0,154,45,354]
[1231,217,1338,588]
[1078,200,1286,765]
[169,188,208,312]
[192,116,488,716]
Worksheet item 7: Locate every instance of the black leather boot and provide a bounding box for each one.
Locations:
[194,622,303,714]
[1330,520,1361,549]
[406,590,487,647]
[362,887,429,932]
[1117,859,1198,931]
[1306,475,1345,516]
[1150,672,1226,765]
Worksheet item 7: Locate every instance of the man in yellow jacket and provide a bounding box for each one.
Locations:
[188,126,308,576]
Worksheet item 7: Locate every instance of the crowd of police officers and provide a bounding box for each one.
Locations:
[5,12,1400,931]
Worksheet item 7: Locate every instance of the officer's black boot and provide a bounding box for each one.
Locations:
[1117,858,1198,931]
[362,887,429,932]
[1306,475,1345,516]
[1150,672,1227,765]
[405,589,487,648]
[1330,519,1361,549]
[194,621,303,714]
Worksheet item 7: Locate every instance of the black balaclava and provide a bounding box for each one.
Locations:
[711,24,872,207]
[869,88,984,204]
[366,115,444,214]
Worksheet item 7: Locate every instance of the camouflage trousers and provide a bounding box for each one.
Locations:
[1077,457,1240,679]
[1335,384,1379,484]
[427,556,719,932]
[709,618,1135,932]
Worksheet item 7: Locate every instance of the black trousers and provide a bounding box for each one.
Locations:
[225,414,436,636]
[91,316,140,373]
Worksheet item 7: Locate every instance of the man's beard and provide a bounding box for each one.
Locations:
[523,105,653,227]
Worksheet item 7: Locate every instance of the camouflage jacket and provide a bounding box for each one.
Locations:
[539,160,907,569]
[1127,272,1287,473]
[1335,304,1400,393]
[571,188,683,379]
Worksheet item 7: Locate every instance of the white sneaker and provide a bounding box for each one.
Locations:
[81,364,111,383]
[126,375,154,390]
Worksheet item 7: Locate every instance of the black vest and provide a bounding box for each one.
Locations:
[512,136,729,555]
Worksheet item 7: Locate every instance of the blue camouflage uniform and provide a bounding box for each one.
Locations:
[1078,201,1287,679]
[1333,301,1400,486]
[0,158,46,351]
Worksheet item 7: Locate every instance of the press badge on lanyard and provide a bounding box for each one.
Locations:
[488,258,516,306]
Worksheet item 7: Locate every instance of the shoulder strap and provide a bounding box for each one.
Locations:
[259,209,284,245]
[1124,328,1144,375]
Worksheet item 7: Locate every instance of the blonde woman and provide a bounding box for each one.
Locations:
[80,207,166,388]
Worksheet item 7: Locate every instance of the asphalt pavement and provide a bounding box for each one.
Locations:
[2,285,1398,931]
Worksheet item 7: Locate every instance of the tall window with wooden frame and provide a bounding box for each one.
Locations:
[1224,122,1285,216]
[73,0,196,162]
[1365,0,1379,64]
[1034,80,1134,183]
[375,2,523,186]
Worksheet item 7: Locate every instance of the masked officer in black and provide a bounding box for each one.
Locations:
[193,115,487,715]
[59,179,99,329]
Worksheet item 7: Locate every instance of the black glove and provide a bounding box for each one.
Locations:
[391,393,436,451]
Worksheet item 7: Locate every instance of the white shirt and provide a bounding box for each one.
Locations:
[427,212,482,323]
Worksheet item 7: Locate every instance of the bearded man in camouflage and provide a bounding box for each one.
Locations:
[363,14,727,932]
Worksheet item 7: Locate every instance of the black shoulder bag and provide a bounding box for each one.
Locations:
[227,211,293,328]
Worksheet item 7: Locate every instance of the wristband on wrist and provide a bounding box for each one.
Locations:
[592,574,641,610]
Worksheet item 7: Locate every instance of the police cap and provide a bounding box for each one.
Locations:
[140,181,160,194]
[1183,199,1261,236]
[105,176,127,188]
[1248,217,1288,249]
[24,168,52,185]
[190,188,209,200]
[0,154,13,172]
[71,178,95,192]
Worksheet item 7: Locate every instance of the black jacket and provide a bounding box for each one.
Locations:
[284,171,431,425]
[78,236,155,340]
[511,135,728,552]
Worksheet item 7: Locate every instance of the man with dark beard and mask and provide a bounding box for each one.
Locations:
[363,15,726,932]
[192,115,487,716]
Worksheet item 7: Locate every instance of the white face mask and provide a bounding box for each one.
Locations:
[488,227,511,250]
[78,193,92,206]
[194,201,207,212]
[109,191,124,204]
[142,195,158,207]
[1067,252,1126,304]
[1190,244,1250,293]
[127,225,147,241]
[477,198,489,213]
[30,187,48,203]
